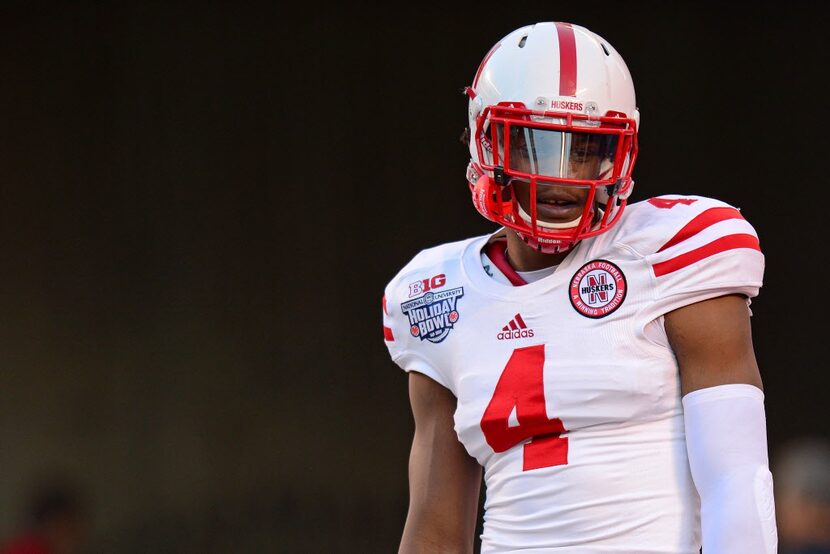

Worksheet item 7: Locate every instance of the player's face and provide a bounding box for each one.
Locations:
[499,128,613,225]
[512,181,591,226]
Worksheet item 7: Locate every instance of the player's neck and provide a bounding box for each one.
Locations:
[505,230,572,271]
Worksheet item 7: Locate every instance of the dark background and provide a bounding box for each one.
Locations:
[0,3,827,552]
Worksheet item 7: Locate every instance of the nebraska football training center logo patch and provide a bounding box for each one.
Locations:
[569,260,627,318]
[400,287,464,344]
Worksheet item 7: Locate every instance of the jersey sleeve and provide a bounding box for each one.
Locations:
[382,269,452,391]
[636,196,765,317]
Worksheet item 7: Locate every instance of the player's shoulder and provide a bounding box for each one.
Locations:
[383,234,485,300]
[612,194,759,257]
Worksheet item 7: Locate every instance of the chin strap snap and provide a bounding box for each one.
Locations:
[493,166,507,186]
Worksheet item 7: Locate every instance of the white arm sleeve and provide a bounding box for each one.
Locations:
[682,384,778,554]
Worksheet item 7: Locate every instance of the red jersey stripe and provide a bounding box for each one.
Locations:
[383,326,394,341]
[657,207,746,253]
[653,234,761,277]
[555,23,578,97]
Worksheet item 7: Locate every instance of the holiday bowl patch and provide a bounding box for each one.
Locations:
[569,260,627,318]
[400,287,464,343]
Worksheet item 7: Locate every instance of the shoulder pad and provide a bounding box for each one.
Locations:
[614,195,760,265]
[617,195,764,316]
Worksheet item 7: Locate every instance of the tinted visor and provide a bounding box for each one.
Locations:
[495,124,618,181]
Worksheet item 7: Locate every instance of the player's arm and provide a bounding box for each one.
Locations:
[666,294,762,395]
[399,371,482,554]
[665,294,777,553]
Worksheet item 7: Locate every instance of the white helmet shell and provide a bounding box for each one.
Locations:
[469,22,639,161]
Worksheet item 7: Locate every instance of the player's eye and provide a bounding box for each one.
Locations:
[569,151,593,163]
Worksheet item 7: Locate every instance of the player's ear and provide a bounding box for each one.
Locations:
[460,127,470,147]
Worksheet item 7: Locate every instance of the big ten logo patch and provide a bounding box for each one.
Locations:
[400,283,464,344]
[569,260,627,318]
[409,274,446,298]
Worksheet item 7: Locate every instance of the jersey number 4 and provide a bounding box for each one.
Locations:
[480,345,568,471]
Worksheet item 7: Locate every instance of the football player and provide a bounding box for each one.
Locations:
[383,22,777,553]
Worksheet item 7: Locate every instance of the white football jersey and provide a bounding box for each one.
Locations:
[382,195,764,553]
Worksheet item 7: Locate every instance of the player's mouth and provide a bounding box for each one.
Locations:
[535,197,583,222]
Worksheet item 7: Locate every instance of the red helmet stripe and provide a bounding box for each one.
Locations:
[473,43,501,90]
[652,234,761,277]
[555,22,578,96]
[657,207,746,252]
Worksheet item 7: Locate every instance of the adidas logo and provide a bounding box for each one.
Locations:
[497,313,535,340]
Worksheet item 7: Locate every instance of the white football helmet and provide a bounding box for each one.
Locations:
[466,22,639,253]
